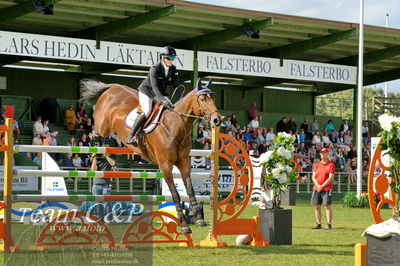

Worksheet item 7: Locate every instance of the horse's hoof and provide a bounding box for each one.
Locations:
[195,219,206,227]
[181,226,192,234]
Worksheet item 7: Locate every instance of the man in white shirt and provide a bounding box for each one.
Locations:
[266,128,275,146]
[33,116,45,137]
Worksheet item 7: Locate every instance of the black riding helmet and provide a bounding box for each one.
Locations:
[160,46,177,58]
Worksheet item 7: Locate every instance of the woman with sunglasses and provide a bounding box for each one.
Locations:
[126,46,180,146]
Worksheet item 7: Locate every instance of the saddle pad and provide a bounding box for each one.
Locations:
[124,106,165,134]
[124,108,140,129]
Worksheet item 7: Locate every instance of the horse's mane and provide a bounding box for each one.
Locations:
[174,89,195,107]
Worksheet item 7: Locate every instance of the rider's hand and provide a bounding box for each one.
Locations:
[162,96,174,110]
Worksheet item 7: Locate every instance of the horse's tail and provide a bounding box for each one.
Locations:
[80,79,117,104]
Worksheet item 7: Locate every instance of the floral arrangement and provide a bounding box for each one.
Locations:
[342,192,381,208]
[259,132,300,209]
[378,113,400,221]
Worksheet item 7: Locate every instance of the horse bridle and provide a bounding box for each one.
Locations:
[169,92,218,124]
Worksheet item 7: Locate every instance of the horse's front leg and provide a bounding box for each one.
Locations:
[161,165,192,234]
[176,160,206,227]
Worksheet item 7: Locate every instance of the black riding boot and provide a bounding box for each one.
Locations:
[126,113,146,146]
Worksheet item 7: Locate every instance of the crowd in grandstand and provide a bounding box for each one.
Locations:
[197,104,372,183]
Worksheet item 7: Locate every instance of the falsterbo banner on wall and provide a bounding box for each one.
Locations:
[198,51,357,85]
[0,30,357,84]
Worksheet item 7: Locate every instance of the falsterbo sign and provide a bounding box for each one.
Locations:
[198,52,357,85]
[0,30,357,85]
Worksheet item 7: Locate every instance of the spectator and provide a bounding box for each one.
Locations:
[64,104,78,131]
[276,117,286,133]
[362,122,369,138]
[257,114,264,129]
[91,153,116,223]
[226,125,235,138]
[33,116,45,137]
[79,133,90,166]
[311,118,319,134]
[49,132,58,146]
[242,127,252,143]
[32,133,43,145]
[298,142,307,156]
[329,129,339,143]
[72,153,82,168]
[222,116,232,129]
[198,125,212,146]
[247,116,259,130]
[42,119,59,137]
[322,131,331,145]
[63,153,74,168]
[256,128,266,144]
[249,142,259,156]
[287,117,297,133]
[248,103,258,120]
[327,143,336,163]
[266,128,275,146]
[33,152,42,167]
[13,116,20,144]
[24,152,33,160]
[230,114,239,129]
[308,144,317,163]
[258,140,268,155]
[312,130,323,150]
[67,137,76,146]
[347,146,357,160]
[298,129,306,143]
[324,120,335,133]
[300,119,309,134]
[339,119,350,133]
[76,104,87,127]
[336,147,346,169]
[344,131,352,145]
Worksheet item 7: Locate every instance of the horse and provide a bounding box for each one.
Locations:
[80,79,222,234]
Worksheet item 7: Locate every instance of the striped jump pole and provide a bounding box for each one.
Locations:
[13,170,210,179]
[12,194,211,202]
[14,145,213,157]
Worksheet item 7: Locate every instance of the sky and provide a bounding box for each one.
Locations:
[187,0,400,93]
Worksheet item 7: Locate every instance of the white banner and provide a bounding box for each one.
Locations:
[42,152,68,196]
[0,166,39,191]
[198,51,357,85]
[0,30,357,84]
[162,169,235,196]
[0,30,193,70]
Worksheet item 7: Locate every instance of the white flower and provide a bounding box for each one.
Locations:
[274,162,284,168]
[276,147,286,157]
[283,150,292,160]
[277,173,288,184]
[379,113,398,131]
[285,166,293,173]
[271,168,280,176]
[260,150,274,163]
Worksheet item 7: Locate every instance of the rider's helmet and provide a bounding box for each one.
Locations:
[160,46,177,58]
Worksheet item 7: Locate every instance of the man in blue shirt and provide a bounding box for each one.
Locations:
[299,129,306,143]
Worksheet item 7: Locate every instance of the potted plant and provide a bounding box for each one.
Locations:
[363,113,400,264]
[257,132,300,245]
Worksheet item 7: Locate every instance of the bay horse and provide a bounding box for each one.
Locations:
[81,79,222,234]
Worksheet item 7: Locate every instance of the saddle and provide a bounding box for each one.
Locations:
[125,103,165,134]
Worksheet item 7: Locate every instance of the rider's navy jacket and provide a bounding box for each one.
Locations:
[138,62,179,102]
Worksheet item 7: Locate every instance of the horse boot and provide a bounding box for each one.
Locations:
[126,112,146,146]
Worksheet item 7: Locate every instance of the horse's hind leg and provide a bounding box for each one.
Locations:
[176,160,206,227]
[160,164,192,234]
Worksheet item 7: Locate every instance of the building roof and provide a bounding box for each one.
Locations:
[1,0,399,94]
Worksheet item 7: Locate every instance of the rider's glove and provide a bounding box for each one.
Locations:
[162,96,174,110]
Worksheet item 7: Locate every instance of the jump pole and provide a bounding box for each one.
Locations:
[199,127,226,247]
[0,118,18,252]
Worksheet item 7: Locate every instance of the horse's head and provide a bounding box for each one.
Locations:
[194,78,222,127]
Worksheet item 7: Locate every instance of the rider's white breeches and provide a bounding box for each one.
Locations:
[139,91,152,118]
